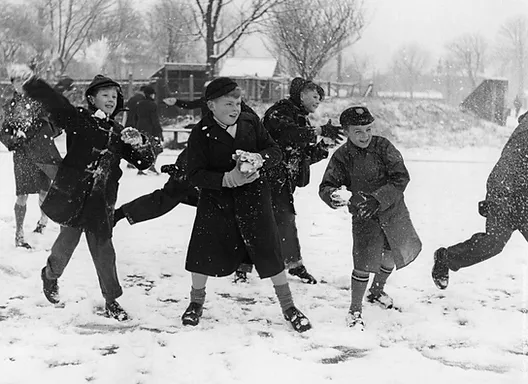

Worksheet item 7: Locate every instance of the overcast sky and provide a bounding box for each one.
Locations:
[239,0,528,71]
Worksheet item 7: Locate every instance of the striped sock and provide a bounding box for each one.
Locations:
[274,283,294,313]
[190,287,206,305]
[350,269,370,313]
[369,265,394,297]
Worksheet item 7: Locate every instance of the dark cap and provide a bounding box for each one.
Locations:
[205,77,238,100]
[339,106,375,127]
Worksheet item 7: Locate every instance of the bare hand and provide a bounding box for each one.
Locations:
[163,97,177,106]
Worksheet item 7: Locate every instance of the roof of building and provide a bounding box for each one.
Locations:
[218,57,279,78]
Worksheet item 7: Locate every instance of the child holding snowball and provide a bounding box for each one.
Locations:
[319,106,421,330]
[182,77,312,333]
[16,65,155,321]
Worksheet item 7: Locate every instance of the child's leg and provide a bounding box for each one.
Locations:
[350,269,370,313]
[270,270,311,332]
[84,232,123,302]
[190,273,208,304]
[182,273,208,326]
[37,189,49,227]
[14,195,30,247]
[369,252,395,296]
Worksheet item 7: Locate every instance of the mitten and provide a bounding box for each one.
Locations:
[160,164,177,175]
[330,188,352,208]
[320,119,344,141]
[222,167,259,188]
[355,191,380,220]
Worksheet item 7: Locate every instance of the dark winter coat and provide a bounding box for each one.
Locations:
[185,112,284,278]
[483,116,528,229]
[262,98,329,208]
[0,92,62,195]
[135,98,163,139]
[124,92,146,127]
[23,77,155,239]
[319,137,421,272]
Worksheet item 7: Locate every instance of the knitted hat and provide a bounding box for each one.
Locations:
[143,85,156,97]
[205,77,238,100]
[339,106,375,126]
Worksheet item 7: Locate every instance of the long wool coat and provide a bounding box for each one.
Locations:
[24,77,155,239]
[319,137,422,273]
[484,116,528,228]
[0,92,62,195]
[185,112,284,278]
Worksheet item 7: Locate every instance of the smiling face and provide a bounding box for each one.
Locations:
[207,93,242,126]
[90,86,118,115]
[345,123,374,148]
[300,89,321,113]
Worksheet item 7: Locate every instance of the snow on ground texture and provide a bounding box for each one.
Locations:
[0,145,527,384]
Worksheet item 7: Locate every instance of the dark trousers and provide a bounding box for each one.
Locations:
[45,226,123,301]
[446,212,528,271]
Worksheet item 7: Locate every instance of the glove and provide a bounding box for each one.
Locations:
[353,191,380,220]
[121,127,143,146]
[320,119,344,141]
[222,167,260,188]
[160,164,177,175]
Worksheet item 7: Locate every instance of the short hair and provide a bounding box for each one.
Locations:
[301,82,325,100]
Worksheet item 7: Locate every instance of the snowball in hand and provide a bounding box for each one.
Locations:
[232,149,264,173]
[331,188,352,207]
[121,127,142,146]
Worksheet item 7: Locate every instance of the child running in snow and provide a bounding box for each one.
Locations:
[15,65,155,321]
[182,77,311,333]
[319,106,421,330]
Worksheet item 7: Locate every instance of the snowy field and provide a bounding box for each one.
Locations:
[0,142,527,384]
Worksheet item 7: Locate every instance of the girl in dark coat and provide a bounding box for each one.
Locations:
[432,111,528,290]
[0,71,62,249]
[319,106,421,330]
[182,77,311,333]
[16,65,155,321]
[261,77,343,284]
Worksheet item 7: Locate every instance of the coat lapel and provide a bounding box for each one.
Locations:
[202,114,234,147]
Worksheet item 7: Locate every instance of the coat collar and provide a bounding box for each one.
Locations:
[345,137,377,157]
[201,113,235,147]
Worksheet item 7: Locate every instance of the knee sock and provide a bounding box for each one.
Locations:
[350,269,370,313]
[273,283,294,313]
[14,203,26,237]
[190,287,206,305]
[369,265,394,296]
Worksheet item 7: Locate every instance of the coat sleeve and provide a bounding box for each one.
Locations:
[187,127,225,190]
[306,140,329,165]
[370,140,410,211]
[254,117,282,170]
[264,106,316,147]
[23,77,79,134]
[118,122,155,170]
[175,98,206,110]
[319,150,349,209]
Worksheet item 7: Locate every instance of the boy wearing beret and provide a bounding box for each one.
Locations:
[182,77,311,333]
[319,106,421,330]
[14,65,155,321]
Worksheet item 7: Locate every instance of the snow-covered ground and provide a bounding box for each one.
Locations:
[0,143,527,384]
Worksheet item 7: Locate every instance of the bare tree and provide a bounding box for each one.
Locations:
[391,43,430,100]
[496,15,528,97]
[445,33,487,89]
[192,0,285,78]
[144,0,199,63]
[38,0,113,75]
[266,0,365,80]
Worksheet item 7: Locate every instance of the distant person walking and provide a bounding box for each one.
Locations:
[135,85,163,175]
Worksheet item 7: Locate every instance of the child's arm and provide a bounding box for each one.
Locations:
[186,127,225,190]
[119,125,155,170]
[370,140,410,211]
[23,77,78,134]
[319,151,348,208]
